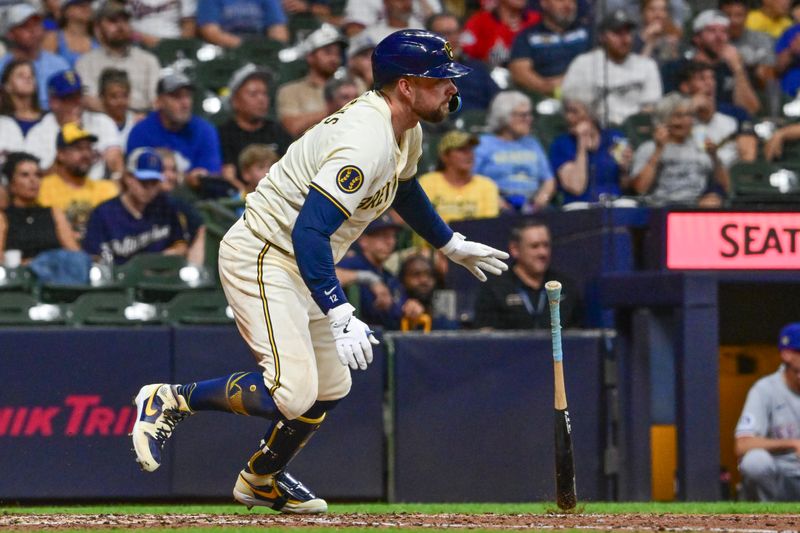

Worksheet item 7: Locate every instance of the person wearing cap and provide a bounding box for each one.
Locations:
[24,69,124,180]
[661,10,760,115]
[336,213,414,330]
[427,12,499,112]
[127,0,197,48]
[0,3,70,110]
[275,24,346,137]
[217,64,292,185]
[126,72,223,189]
[343,0,439,38]
[461,0,540,69]
[346,32,377,94]
[41,0,99,68]
[83,147,188,264]
[508,0,591,97]
[197,0,288,48]
[474,219,582,330]
[561,9,662,126]
[746,0,792,38]
[37,121,119,238]
[75,1,160,113]
[735,323,800,501]
[418,130,500,223]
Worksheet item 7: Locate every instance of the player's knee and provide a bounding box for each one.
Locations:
[739,449,777,481]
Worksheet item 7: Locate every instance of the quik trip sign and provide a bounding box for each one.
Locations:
[667,212,800,269]
[0,395,135,437]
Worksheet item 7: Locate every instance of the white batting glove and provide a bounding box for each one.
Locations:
[327,303,379,370]
[440,232,510,282]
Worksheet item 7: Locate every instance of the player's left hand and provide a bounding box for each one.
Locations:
[440,232,509,282]
[328,303,379,370]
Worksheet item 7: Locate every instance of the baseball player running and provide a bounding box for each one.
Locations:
[131,29,509,514]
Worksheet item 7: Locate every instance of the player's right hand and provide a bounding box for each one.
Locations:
[327,303,379,371]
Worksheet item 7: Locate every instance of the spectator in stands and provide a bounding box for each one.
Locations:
[508,0,591,98]
[42,0,62,30]
[678,61,757,167]
[0,60,38,154]
[156,146,205,266]
[25,69,123,180]
[0,59,43,136]
[276,24,346,137]
[793,0,800,23]
[427,12,499,112]
[549,97,632,206]
[346,32,376,94]
[127,0,198,47]
[0,151,80,265]
[197,0,289,47]
[461,0,540,68]
[774,14,800,96]
[474,219,581,330]
[399,253,458,330]
[83,147,188,265]
[37,122,119,238]
[343,0,438,37]
[746,0,792,38]
[337,213,416,330]
[562,9,663,127]
[238,143,278,194]
[630,92,729,207]
[0,3,70,110]
[99,68,138,149]
[599,0,690,29]
[474,90,555,212]
[735,322,800,502]
[419,130,501,222]
[721,0,776,93]
[218,64,291,184]
[324,77,359,115]
[75,1,160,113]
[663,10,761,115]
[634,0,681,64]
[42,0,98,68]
[127,72,223,191]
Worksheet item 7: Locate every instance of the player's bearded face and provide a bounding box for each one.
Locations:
[408,77,457,123]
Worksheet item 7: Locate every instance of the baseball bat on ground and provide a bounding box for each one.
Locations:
[545,280,577,511]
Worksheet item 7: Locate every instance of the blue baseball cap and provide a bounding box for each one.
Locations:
[364,213,402,235]
[126,148,164,181]
[48,70,82,98]
[779,323,800,351]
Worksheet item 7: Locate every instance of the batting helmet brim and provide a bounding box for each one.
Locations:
[417,61,472,80]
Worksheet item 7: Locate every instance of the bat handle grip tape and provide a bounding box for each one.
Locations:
[545,281,563,363]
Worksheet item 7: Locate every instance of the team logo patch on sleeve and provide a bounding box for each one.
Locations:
[336,165,364,194]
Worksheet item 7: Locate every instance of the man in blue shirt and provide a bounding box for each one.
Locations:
[196,0,288,47]
[0,4,70,110]
[83,147,188,264]
[336,214,406,330]
[127,72,224,195]
[509,0,591,97]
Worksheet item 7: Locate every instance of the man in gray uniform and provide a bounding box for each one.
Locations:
[735,323,800,501]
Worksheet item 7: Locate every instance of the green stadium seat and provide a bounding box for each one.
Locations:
[224,38,285,67]
[195,198,244,276]
[729,160,800,204]
[623,112,655,148]
[164,290,233,324]
[533,112,567,151]
[0,266,32,292]
[0,292,38,325]
[150,38,204,67]
[418,133,443,175]
[115,254,188,287]
[38,283,125,304]
[288,12,322,41]
[454,109,487,134]
[69,292,159,326]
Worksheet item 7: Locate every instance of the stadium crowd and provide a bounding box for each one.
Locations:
[0,0,797,333]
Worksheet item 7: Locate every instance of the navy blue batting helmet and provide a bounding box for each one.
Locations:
[371,30,471,90]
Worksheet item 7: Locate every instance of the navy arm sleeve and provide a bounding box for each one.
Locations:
[392,178,453,248]
[292,187,349,314]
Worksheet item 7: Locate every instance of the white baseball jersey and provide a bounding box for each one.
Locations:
[244,90,423,261]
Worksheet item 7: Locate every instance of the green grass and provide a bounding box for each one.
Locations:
[1,501,799,515]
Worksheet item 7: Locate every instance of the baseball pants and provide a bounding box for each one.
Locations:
[739,448,800,501]
[218,217,352,420]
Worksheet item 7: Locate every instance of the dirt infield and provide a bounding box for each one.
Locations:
[1,513,799,531]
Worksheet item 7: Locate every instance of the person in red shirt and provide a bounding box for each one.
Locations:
[461,0,540,67]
